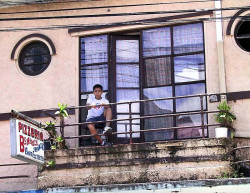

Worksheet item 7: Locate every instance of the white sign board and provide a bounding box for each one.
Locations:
[10,118,44,165]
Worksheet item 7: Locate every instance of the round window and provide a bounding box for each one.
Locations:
[19,41,51,76]
[235,19,250,52]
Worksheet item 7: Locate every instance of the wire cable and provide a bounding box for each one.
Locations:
[0,15,248,32]
[0,0,103,7]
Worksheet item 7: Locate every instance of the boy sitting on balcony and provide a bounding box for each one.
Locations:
[86,84,113,146]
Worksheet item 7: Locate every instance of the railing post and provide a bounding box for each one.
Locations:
[200,95,205,138]
[129,102,133,144]
[60,116,65,138]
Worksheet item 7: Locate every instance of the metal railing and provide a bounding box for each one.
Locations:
[234,146,250,164]
[47,92,225,144]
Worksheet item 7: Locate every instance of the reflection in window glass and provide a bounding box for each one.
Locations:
[116,89,140,113]
[81,64,108,92]
[145,57,171,87]
[117,114,140,138]
[173,23,204,54]
[117,64,139,88]
[144,117,174,142]
[176,114,208,139]
[143,87,173,115]
[174,54,205,83]
[116,40,139,63]
[81,35,108,65]
[175,83,206,112]
[142,27,171,57]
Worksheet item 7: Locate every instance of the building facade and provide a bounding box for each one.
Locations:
[0,0,249,192]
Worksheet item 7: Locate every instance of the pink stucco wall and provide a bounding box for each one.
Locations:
[0,0,249,191]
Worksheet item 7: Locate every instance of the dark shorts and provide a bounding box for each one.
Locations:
[86,113,105,123]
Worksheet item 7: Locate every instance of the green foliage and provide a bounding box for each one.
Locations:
[55,136,64,143]
[51,145,56,150]
[55,136,68,149]
[46,160,55,168]
[55,102,69,119]
[217,171,244,179]
[215,101,236,127]
[45,121,56,138]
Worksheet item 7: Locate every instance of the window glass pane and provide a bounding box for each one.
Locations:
[142,27,171,57]
[144,117,174,142]
[26,47,47,56]
[175,83,206,112]
[174,54,205,83]
[145,57,171,87]
[116,89,140,113]
[173,23,204,54]
[81,35,108,65]
[176,114,208,139]
[116,40,139,63]
[117,114,140,138]
[26,64,46,73]
[81,64,108,92]
[143,87,173,115]
[117,64,139,87]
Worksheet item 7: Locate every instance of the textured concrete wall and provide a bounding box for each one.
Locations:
[38,138,233,189]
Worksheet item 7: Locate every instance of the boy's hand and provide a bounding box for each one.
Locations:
[86,103,93,110]
[102,103,110,109]
[91,103,96,108]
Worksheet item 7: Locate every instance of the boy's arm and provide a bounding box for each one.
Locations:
[86,103,91,110]
[102,99,110,109]
[86,98,95,110]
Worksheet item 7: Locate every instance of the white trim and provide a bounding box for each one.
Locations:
[12,37,55,60]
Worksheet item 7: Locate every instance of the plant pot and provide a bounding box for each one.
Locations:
[215,127,228,138]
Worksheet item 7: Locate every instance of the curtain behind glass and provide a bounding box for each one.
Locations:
[173,23,204,54]
[80,35,108,92]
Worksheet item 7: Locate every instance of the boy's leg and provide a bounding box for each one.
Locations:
[87,123,103,144]
[104,107,112,126]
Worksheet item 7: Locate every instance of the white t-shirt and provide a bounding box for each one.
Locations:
[86,97,109,119]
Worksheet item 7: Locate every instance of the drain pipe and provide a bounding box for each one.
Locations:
[214,0,227,96]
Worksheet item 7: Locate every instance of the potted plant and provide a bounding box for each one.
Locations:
[214,101,236,138]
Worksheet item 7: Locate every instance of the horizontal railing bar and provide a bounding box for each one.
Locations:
[234,146,250,151]
[64,123,219,139]
[42,92,226,112]
[11,110,45,127]
[54,110,220,128]
[235,160,250,164]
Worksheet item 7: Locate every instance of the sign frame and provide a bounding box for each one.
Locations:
[10,118,44,165]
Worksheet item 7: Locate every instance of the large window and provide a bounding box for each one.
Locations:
[80,22,207,145]
[142,23,206,141]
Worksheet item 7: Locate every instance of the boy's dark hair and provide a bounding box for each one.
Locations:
[93,84,103,91]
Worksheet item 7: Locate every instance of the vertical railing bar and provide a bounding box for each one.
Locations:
[129,102,133,144]
[200,95,205,138]
[61,116,65,138]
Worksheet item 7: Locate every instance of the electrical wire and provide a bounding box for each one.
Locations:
[0,0,103,7]
[0,5,249,21]
[0,0,223,15]
[0,15,248,32]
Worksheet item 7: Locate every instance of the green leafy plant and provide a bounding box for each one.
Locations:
[217,171,244,179]
[45,121,56,139]
[55,102,69,119]
[46,160,55,168]
[51,145,56,150]
[215,101,236,127]
[55,136,68,149]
